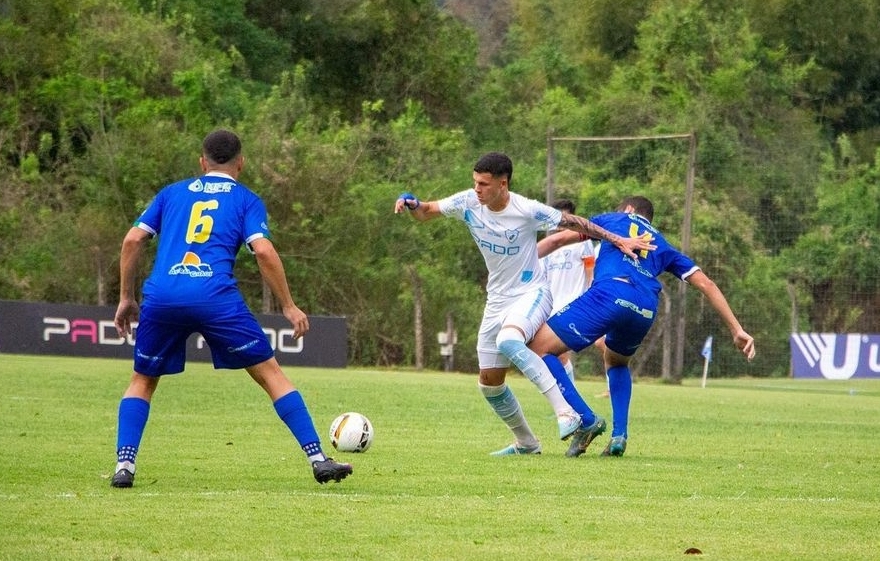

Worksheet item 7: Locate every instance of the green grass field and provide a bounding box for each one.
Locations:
[1,354,878,561]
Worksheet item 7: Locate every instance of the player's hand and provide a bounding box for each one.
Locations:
[618,233,656,259]
[114,298,140,337]
[283,304,309,338]
[394,192,420,214]
[734,330,756,361]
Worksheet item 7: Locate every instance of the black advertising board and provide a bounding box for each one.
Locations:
[0,300,347,368]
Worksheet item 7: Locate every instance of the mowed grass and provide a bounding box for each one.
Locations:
[1,354,878,561]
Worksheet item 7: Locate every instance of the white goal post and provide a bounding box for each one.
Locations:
[545,132,697,382]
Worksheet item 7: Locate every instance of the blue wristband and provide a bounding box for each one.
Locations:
[399,192,420,210]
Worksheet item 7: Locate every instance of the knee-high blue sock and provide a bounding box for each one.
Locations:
[273,390,325,461]
[542,355,596,424]
[607,365,632,438]
[116,397,150,465]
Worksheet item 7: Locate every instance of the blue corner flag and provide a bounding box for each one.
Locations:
[701,336,713,362]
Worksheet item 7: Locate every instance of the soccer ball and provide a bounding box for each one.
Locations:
[329,412,374,453]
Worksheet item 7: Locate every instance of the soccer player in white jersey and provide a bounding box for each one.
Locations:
[394,152,654,455]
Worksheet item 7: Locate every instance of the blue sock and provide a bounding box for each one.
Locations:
[273,391,324,461]
[116,397,150,463]
[542,355,595,424]
[607,365,632,438]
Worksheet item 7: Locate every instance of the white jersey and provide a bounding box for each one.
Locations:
[439,190,562,301]
[542,240,596,313]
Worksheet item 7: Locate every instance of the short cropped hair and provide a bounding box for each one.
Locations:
[474,152,513,185]
[551,199,576,214]
[202,130,242,164]
[617,195,654,222]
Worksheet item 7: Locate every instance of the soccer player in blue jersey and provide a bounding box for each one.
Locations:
[529,195,756,457]
[394,153,655,456]
[110,130,352,487]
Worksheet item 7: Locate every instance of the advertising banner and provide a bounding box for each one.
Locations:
[790,333,880,379]
[0,300,347,368]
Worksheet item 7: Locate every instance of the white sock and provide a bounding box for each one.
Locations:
[496,332,573,417]
[563,360,575,382]
[542,384,576,418]
[496,331,555,393]
[479,383,539,447]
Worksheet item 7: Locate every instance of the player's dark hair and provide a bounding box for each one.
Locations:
[617,195,654,221]
[552,199,576,214]
[474,152,513,186]
[202,130,242,164]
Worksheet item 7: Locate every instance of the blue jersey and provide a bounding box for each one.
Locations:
[547,212,699,355]
[590,211,699,300]
[135,172,270,307]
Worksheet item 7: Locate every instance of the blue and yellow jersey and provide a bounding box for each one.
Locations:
[590,212,699,297]
[135,172,269,306]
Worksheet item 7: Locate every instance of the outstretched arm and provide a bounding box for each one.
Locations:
[686,270,756,360]
[558,212,655,259]
[394,192,443,221]
[250,237,309,338]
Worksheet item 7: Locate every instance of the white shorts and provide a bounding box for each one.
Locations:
[476,286,553,369]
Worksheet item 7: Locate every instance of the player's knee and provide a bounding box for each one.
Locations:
[495,326,525,348]
[479,369,507,386]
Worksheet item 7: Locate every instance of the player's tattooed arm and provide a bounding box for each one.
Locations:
[559,213,656,259]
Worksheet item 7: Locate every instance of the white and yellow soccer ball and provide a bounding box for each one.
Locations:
[329,412,374,453]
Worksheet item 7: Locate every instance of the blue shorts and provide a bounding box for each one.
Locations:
[133,299,275,375]
[546,280,657,356]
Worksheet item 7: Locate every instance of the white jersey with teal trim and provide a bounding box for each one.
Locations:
[438,190,562,301]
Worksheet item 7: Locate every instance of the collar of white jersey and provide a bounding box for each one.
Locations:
[204,171,235,180]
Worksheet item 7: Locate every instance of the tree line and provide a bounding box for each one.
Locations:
[1,0,878,377]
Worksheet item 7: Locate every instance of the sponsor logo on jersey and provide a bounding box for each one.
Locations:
[204,182,234,194]
[545,249,575,271]
[168,252,213,278]
[188,179,235,194]
[463,210,523,255]
[474,236,521,256]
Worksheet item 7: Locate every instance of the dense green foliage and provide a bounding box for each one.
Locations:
[1,0,877,375]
